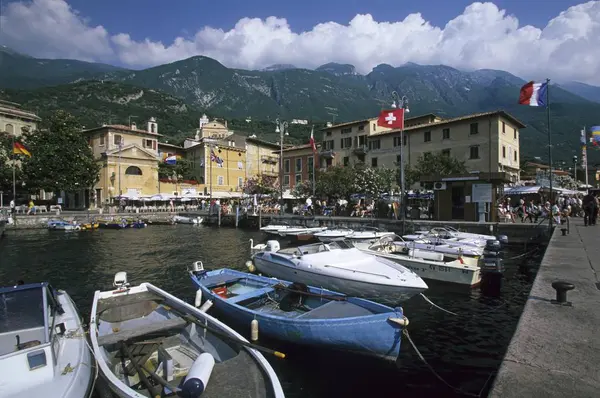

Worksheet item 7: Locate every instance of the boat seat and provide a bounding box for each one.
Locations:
[197,274,242,288]
[227,287,275,304]
[97,317,188,346]
[297,301,375,319]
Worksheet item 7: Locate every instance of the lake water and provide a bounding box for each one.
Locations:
[0,226,541,398]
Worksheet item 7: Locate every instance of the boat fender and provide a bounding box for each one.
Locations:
[388,317,410,327]
[120,219,128,228]
[199,300,213,313]
[194,289,203,307]
[181,353,215,398]
[74,225,81,231]
[246,260,256,273]
[250,319,259,341]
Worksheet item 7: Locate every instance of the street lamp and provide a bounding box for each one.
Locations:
[573,155,578,181]
[391,91,409,227]
[275,118,289,214]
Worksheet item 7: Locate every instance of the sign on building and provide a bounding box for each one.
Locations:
[472,183,492,203]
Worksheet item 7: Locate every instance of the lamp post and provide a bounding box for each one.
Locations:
[275,118,289,215]
[391,92,410,228]
[573,155,578,181]
[204,139,219,202]
[118,139,123,197]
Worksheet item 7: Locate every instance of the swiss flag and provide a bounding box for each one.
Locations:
[377,109,405,129]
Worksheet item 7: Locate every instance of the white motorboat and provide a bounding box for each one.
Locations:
[260,224,292,235]
[405,226,507,246]
[346,227,395,242]
[386,236,484,258]
[90,273,285,398]
[278,227,327,237]
[0,282,94,398]
[48,220,78,231]
[313,227,354,242]
[356,235,481,286]
[250,240,428,302]
[173,215,203,225]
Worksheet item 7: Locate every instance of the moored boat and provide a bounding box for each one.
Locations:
[89,273,285,398]
[260,224,292,235]
[346,227,395,242]
[190,267,409,361]
[313,227,354,242]
[250,240,427,302]
[173,215,203,225]
[47,220,78,231]
[0,282,94,398]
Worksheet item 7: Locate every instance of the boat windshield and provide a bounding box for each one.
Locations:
[0,285,46,335]
[331,240,355,249]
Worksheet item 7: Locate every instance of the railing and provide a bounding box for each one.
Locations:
[261,155,278,164]
[320,149,335,158]
[353,145,368,155]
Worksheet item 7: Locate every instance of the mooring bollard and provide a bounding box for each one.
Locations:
[561,228,568,236]
[551,281,575,305]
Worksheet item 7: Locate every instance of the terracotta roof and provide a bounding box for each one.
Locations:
[82,124,162,136]
[372,110,526,137]
[0,105,41,121]
[158,142,184,149]
[246,136,280,149]
[320,118,373,131]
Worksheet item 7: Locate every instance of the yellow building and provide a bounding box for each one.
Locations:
[82,119,161,204]
[320,111,525,183]
[245,136,280,180]
[0,99,41,136]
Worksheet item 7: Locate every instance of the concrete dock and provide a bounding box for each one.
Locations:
[489,219,600,397]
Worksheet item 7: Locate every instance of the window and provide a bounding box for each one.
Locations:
[295,158,302,173]
[358,135,367,146]
[469,146,479,159]
[125,166,142,175]
[150,124,156,133]
[217,176,224,185]
[502,146,506,158]
[372,123,376,131]
[99,135,105,146]
[357,154,365,163]
[284,159,290,173]
[502,122,506,134]
[368,139,381,150]
[283,175,290,186]
[144,139,154,149]
[295,174,302,184]
[341,137,352,148]
[442,128,450,139]
[371,157,378,167]
[441,149,450,157]
[114,134,122,145]
[358,125,365,131]
[341,127,352,134]
[514,150,518,162]
[393,136,402,147]
[424,131,431,142]
[396,155,401,164]
[343,156,349,166]
[470,123,479,135]
[326,131,332,137]
[238,177,243,188]
[514,129,518,140]
[324,140,335,150]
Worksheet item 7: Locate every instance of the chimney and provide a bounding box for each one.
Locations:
[224,120,228,128]
[131,122,136,130]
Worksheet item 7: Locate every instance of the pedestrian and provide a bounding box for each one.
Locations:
[582,192,595,226]
[26,199,35,215]
[10,198,15,216]
[593,194,599,226]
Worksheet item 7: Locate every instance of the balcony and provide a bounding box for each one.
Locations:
[320,149,335,158]
[261,155,278,164]
[262,170,279,177]
[353,145,368,155]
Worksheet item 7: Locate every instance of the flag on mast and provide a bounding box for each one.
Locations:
[518,81,548,107]
[13,141,31,157]
[309,126,317,153]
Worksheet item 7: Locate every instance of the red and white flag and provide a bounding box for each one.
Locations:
[309,126,317,153]
[377,109,405,129]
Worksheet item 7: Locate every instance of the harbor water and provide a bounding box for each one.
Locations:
[0,226,541,398]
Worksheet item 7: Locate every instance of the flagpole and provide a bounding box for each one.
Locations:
[12,135,16,203]
[546,78,553,229]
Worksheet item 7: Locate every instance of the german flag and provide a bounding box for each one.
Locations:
[13,141,31,157]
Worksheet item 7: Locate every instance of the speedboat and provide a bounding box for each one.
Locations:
[0,282,94,398]
[346,227,395,242]
[173,215,203,225]
[356,235,481,286]
[313,227,354,242]
[190,267,409,361]
[278,227,327,237]
[380,236,483,258]
[47,220,78,231]
[250,240,428,302]
[404,226,507,246]
[260,224,292,235]
[90,273,284,398]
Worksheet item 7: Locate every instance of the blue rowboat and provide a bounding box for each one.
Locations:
[189,267,409,361]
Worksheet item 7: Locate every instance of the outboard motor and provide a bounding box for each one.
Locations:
[496,235,509,246]
[483,239,503,258]
[265,240,280,252]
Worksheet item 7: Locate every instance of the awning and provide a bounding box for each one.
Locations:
[504,186,541,195]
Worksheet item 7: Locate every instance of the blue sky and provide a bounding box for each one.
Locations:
[53,0,582,44]
[1,0,599,84]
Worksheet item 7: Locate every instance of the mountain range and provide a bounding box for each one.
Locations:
[1,46,600,164]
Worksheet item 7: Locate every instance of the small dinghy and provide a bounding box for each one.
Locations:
[0,282,94,398]
[48,220,78,231]
[173,215,203,225]
[90,273,284,398]
[190,266,409,361]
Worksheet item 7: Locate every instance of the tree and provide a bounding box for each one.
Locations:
[21,110,100,192]
[313,166,354,199]
[405,152,467,187]
[352,164,397,197]
[243,175,278,195]
[158,158,194,181]
[293,180,314,198]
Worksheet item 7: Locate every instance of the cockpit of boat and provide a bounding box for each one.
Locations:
[278,240,356,257]
[0,283,64,359]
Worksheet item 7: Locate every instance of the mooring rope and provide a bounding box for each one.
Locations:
[420,293,459,316]
[504,247,540,260]
[403,329,480,397]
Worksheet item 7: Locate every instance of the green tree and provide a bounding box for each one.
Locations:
[292,180,314,198]
[313,166,355,200]
[158,158,194,180]
[405,152,467,186]
[21,110,100,192]
[352,164,397,197]
[243,175,278,196]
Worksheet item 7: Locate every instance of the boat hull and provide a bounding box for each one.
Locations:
[253,256,423,302]
[190,270,404,360]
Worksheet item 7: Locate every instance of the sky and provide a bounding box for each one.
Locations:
[0,0,599,84]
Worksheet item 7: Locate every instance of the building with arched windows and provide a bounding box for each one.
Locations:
[0,99,41,136]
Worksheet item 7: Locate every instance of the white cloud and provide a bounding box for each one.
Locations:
[1,0,600,84]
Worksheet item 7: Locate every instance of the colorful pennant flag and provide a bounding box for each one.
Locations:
[13,141,31,157]
[592,126,600,146]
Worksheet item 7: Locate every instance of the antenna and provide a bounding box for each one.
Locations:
[325,106,338,124]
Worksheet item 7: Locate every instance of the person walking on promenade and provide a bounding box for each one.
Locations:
[593,194,600,226]
[582,192,596,226]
